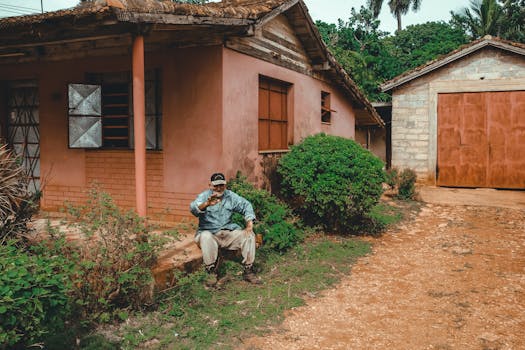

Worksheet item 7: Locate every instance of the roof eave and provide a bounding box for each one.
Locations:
[253,0,300,28]
[260,0,384,127]
[114,8,255,26]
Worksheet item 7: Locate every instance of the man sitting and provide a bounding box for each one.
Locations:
[190,172,261,287]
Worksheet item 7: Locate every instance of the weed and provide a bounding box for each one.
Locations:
[83,236,371,349]
[0,239,73,348]
[398,168,417,200]
[384,167,418,201]
[385,167,399,191]
[0,144,40,244]
[51,187,165,326]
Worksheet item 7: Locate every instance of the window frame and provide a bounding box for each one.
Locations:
[258,75,292,152]
[321,91,333,124]
[67,69,162,151]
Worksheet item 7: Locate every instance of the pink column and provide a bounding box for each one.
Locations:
[132,35,147,217]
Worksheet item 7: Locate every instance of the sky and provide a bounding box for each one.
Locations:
[0,0,471,34]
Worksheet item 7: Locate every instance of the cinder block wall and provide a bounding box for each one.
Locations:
[391,82,430,175]
[391,48,525,182]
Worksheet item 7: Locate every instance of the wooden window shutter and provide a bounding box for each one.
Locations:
[258,76,290,151]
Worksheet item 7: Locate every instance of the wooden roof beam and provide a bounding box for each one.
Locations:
[0,34,132,51]
[313,61,330,71]
[115,10,253,27]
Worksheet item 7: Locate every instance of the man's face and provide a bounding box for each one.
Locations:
[212,183,226,196]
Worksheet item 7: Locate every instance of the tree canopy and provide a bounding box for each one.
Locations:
[317,7,393,101]
[383,21,469,74]
[450,0,524,42]
[317,7,469,101]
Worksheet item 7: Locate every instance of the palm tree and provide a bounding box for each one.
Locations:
[499,0,525,42]
[367,0,422,32]
[451,0,503,39]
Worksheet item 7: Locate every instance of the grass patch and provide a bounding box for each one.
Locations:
[369,202,403,226]
[84,236,371,350]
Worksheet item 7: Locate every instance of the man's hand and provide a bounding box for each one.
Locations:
[197,194,220,211]
[207,194,221,207]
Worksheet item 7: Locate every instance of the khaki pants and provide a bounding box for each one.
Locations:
[195,230,256,267]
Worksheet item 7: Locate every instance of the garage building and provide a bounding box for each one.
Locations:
[382,35,525,189]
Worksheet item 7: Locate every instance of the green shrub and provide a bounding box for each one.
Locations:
[277,134,385,233]
[56,188,163,325]
[397,168,417,199]
[385,167,399,191]
[228,172,303,251]
[0,239,73,348]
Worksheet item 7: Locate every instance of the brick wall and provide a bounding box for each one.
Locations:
[391,48,525,181]
[42,150,195,223]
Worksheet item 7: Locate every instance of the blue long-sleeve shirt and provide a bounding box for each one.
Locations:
[190,189,256,234]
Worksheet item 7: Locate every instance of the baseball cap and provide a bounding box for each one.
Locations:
[210,172,227,186]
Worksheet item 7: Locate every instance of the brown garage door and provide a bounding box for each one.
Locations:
[437,91,525,189]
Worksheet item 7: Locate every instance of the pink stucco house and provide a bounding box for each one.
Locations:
[0,0,383,222]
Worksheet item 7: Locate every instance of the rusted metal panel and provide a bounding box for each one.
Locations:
[459,92,488,187]
[438,93,464,186]
[487,91,511,188]
[438,91,525,189]
[509,91,525,188]
[487,91,525,188]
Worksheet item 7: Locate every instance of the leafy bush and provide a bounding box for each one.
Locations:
[385,167,399,191]
[397,168,417,200]
[55,188,162,325]
[228,172,303,251]
[278,134,385,233]
[0,239,73,348]
[0,144,39,243]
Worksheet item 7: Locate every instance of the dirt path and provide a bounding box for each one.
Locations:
[241,193,525,349]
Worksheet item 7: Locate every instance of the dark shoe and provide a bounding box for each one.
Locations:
[242,265,262,285]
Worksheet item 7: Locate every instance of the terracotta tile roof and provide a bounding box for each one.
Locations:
[381,35,525,92]
[0,0,286,28]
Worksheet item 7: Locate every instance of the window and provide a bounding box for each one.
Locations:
[101,80,130,148]
[321,91,332,123]
[68,70,162,150]
[258,76,290,151]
